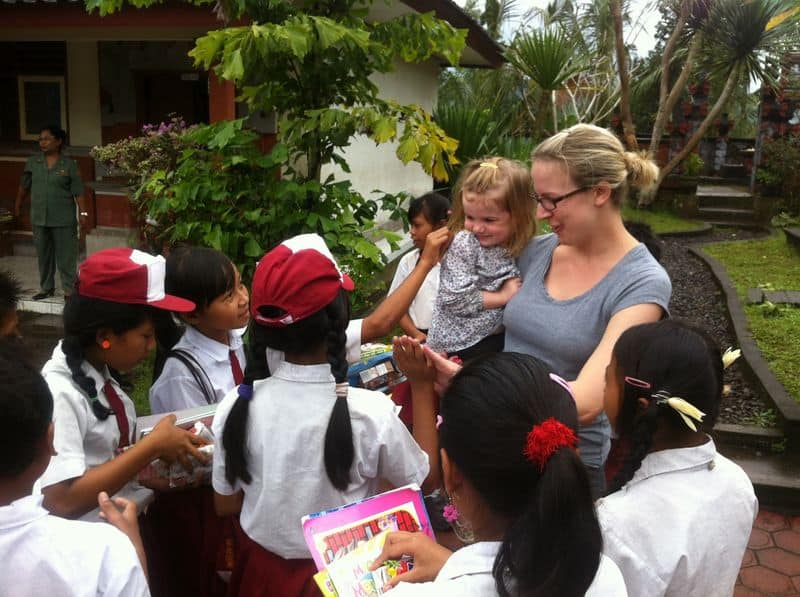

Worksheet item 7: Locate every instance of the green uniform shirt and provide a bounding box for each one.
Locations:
[21,154,84,227]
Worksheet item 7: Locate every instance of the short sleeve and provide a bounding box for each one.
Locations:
[149,361,212,414]
[211,390,240,496]
[40,388,89,488]
[20,157,34,189]
[68,159,84,196]
[436,232,484,316]
[610,254,672,317]
[388,251,416,295]
[345,319,362,364]
[97,526,151,597]
[370,402,429,487]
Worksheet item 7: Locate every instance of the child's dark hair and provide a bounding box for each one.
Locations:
[608,319,723,494]
[440,352,602,597]
[222,289,354,490]
[408,192,450,226]
[62,293,155,420]
[165,246,238,312]
[0,270,22,321]
[0,341,53,478]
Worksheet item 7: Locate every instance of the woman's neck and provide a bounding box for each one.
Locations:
[192,323,230,346]
[285,343,328,365]
[83,345,107,374]
[571,212,636,259]
[649,427,709,453]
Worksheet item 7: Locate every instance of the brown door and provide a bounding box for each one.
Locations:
[135,71,209,128]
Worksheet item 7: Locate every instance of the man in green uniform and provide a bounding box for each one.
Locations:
[14,125,89,300]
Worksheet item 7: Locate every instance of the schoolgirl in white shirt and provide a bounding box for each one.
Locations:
[37,248,207,521]
[598,320,757,597]
[0,344,150,597]
[212,234,430,596]
[379,346,627,596]
[387,192,450,342]
[150,246,250,413]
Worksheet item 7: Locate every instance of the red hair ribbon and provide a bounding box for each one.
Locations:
[523,418,578,472]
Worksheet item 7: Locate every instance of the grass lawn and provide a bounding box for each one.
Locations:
[704,233,800,402]
[621,205,706,235]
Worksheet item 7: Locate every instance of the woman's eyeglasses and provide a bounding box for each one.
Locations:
[531,186,591,211]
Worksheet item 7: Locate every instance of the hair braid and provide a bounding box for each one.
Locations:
[222,322,271,486]
[61,335,112,421]
[322,298,354,491]
[607,399,660,494]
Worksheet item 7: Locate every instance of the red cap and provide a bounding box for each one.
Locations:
[78,248,195,312]
[251,233,354,327]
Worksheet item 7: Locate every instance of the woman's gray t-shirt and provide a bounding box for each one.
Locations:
[504,233,672,468]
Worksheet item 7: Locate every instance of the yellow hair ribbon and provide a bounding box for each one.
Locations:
[479,161,498,169]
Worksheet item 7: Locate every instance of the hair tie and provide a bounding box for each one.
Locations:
[523,417,577,472]
[335,382,349,398]
[624,376,706,432]
[651,390,706,432]
[549,373,575,402]
[479,161,498,170]
[238,383,253,401]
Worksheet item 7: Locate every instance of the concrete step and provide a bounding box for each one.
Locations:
[698,176,751,186]
[698,194,755,210]
[697,207,757,222]
[718,443,800,511]
[696,184,752,198]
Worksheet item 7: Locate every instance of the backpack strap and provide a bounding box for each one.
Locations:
[166,348,217,406]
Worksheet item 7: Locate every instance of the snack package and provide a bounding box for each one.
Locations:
[137,421,214,487]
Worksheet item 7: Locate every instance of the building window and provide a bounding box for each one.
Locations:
[17,76,67,140]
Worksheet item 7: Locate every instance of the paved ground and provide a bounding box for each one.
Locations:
[736,510,800,596]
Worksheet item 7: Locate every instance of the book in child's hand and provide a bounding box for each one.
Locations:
[301,484,435,571]
[315,530,414,596]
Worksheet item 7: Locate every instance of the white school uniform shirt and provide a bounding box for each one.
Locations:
[0,494,150,597]
[149,325,247,413]
[266,318,363,373]
[387,249,440,330]
[390,542,627,596]
[38,342,153,521]
[212,360,429,559]
[596,438,757,597]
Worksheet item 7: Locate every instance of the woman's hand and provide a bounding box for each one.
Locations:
[147,415,210,473]
[393,336,435,388]
[421,345,461,396]
[419,227,451,269]
[369,531,452,589]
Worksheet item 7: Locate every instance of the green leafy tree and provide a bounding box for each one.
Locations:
[86,0,466,302]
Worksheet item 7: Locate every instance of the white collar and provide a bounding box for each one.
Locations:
[271,361,335,384]
[0,494,48,530]
[437,541,500,581]
[625,437,717,488]
[181,325,243,362]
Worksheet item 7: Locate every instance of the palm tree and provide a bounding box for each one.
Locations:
[648,0,800,201]
[505,28,588,135]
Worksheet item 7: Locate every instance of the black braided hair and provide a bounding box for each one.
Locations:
[222,321,271,486]
[606,319,723,495]
[61,294,155,421]
[322,291,354,491]
[221,289,354,489]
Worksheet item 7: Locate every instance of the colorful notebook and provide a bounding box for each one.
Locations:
[301,484,434,571]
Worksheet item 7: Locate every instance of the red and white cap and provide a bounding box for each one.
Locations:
[251,233,354,327]
[78,248,195,312]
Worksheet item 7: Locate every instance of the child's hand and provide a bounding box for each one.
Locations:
[98,491,148,577]
[369,531,452,588]
[421,345,461,395]
[393,336,435,387]
[500,276,522,303]
[419,227,451,268]
[149,415,210,473]
[98,491,139,536]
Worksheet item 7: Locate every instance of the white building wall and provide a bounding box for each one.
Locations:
[320,59,440,225]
